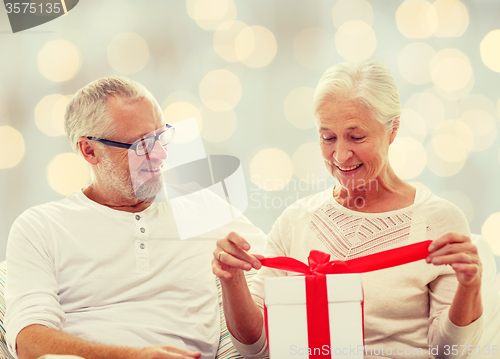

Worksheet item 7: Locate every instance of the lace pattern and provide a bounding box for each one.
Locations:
[309,202,419,260]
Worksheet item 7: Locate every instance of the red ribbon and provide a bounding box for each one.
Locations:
[261,240,432,358]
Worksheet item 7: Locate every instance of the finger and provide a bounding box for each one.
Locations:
[216,238,261,269]
[218,248,259,271]
[426,242,471,261]
[451,262,481,276]
[428,252,475,266]
[212,258,234,280]
[225,231,251,250]
[428,232,470,252]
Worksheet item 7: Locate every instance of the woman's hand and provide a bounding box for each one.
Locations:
[426,232,482,288]
[212,231,264,282]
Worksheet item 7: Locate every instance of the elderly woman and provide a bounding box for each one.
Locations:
[213,61,483,359]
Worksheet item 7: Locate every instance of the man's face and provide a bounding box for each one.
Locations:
[96,96,168,201]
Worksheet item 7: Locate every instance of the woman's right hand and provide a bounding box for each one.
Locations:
[212,231,264,282]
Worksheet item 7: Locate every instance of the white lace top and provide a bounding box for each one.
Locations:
[233,187,483,359]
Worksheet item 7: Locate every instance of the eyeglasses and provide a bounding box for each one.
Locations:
[86,124,175,156]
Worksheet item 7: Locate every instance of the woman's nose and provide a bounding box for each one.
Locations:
[333,141,353,164]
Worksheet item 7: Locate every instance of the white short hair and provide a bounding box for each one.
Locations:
[313,61,401,127]
[64,75,162,153]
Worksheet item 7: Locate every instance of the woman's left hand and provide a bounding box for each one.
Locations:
[426,232,482,288]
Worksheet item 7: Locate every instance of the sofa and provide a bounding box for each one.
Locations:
[0,234,498,359]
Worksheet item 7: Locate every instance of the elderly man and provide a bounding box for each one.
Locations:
[5,76,264,359]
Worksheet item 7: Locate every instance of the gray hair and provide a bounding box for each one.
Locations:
[313,61,401,128]
[64,75,162,153]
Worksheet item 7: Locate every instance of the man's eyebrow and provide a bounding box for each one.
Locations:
[127,125,167,142]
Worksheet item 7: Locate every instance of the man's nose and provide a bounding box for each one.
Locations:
[146,140,168,161]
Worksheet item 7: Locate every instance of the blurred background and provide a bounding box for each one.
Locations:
[0,0,499,271]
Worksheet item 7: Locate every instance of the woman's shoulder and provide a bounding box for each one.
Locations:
[414,186,470,235]
[415,187,464,215]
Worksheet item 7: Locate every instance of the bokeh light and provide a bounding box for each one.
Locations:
[433,0,469,37]
[34,94,70,137]
[408,181,431,194]
[389,137,427,180]
[47,153,90,195]
[335,20,377,61]
[250,148,293,191]
[235,26,277,68]
[293,28,335,70]
[332,0,373,29]
[38,40,81,82]
[439,190,473,223]
[186,0,237,31]
[430,49,472,93]
[498,98,500,120]
[425,119,472,177]
[425,142,466,177]
[213,20,249,62]
[396,0,437,38]
[404,92,445,132]
[162,91,202,109]
[430,119,474,162]
[335,21,376,61]
[199,69,242,112]
[292,142,329,184]
[398,43,436,85]
[200,107,237,143]
[107,33,149,75]
[399,109,428,143]
[0,126,25,169]
[459,109,496,152]
[284,87,316,129]
[482,212,500,256]
[163,102,202,143]
[480,30,500,73]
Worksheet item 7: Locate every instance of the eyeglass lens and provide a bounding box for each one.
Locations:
[135,127,174,156]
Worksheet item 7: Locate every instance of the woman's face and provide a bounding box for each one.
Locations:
[316,98,396,190]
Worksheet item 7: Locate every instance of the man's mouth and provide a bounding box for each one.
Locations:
[140,167,162,173]
[336,164,362,172]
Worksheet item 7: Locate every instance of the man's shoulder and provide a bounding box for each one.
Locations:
[14,191,85,224]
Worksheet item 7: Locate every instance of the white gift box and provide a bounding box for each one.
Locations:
[264,273,364,359]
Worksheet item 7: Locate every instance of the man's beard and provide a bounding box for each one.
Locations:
[99,154,164,201]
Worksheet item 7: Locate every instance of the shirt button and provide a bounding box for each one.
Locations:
[140,227,146,233]
[140,243,145,249]
[135,215,141,220]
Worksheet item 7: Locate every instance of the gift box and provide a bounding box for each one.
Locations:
[265,274,364,359]
[260,241,434,359]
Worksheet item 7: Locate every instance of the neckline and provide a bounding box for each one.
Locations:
[328,186,428,218]
[76,189,160,216]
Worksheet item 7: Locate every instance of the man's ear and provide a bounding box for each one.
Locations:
[78,137,99,165]
[389,116,400,145]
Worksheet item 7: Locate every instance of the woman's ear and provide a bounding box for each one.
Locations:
[78,137,99,165]
[389,116,400,145]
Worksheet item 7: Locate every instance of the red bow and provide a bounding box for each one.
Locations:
[261,240,433,358]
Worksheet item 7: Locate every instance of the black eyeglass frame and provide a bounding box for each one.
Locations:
[85,124,175,156]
